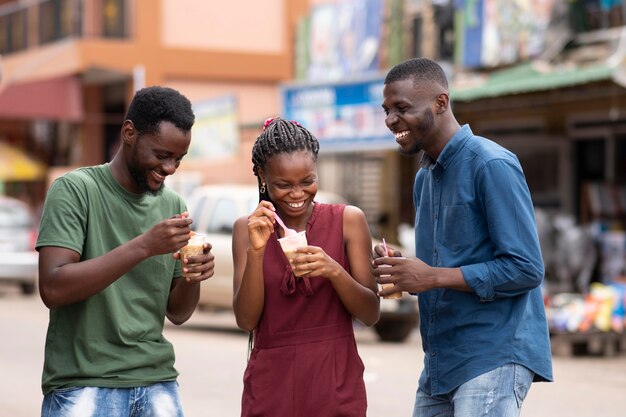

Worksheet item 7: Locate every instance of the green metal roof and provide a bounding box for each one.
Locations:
[451,61,615,102]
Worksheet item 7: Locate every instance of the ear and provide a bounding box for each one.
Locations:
[434,92,450,115]
[121,120,137,145]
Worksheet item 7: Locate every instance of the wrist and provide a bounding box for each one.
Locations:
[428,265,441,290]
[247,246,265,258]
[326,268,341,282]
[129,235,151,260]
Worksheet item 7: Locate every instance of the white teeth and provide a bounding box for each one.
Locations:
[287,201,305,208]
[153,171,164,181]
[394,131,409,139]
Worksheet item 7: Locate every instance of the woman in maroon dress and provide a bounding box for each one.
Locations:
[232,118,380,417]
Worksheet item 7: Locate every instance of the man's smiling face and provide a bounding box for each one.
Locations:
[382,77,439,156]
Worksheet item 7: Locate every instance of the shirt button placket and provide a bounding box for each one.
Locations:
[427,171,441,393]
[427,292,438,393]
[433,174,441,265]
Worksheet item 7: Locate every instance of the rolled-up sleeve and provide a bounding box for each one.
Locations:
[461,159,544,302]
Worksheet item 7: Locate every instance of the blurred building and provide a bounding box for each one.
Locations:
[0,0,309,204]
[446,0,626,230]
[283,0,626,241]
[1,0,625,243]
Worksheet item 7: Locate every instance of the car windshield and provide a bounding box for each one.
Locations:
[204,196,258,234]
[0,201,33,228]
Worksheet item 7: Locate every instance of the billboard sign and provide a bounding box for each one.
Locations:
[281,75,395,152]
[306,0,383,81]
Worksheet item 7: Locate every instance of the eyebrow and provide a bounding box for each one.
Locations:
[153,148,187,158]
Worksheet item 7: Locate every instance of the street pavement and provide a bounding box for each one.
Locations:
[2,286,626,416]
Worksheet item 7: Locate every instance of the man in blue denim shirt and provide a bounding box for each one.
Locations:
[375,58,553,417]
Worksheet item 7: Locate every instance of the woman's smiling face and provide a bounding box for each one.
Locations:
[261,150,318,219]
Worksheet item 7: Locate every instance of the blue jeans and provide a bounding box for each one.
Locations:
[412,364,534,417]
[41,381,184,417]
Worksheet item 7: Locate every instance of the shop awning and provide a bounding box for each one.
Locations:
[0,142,46,181]
[0,75,83,121]
[451,61,615,102]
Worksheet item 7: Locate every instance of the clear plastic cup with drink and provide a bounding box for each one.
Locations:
[380,238,402,299]
[278,231,311,277]
[179,233,205,279]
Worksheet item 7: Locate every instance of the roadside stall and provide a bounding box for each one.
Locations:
[541,182,626,356]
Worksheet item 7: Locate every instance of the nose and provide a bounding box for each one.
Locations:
[385,112,397,129]
[162,159,177,175]
[289,185,305,198]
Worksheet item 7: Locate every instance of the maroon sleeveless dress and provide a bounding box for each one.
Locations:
[241,203,367,417]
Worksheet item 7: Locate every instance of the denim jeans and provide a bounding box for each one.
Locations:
[41,381,184,417]
[412,364,534,417]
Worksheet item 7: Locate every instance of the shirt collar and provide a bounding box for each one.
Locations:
[419,124,473,170]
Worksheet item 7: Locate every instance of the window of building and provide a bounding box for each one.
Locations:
[102,0,126,38]
[0,7,27,54]
[433,1,454,61]
[569,0,625,33]
[496,140,564,210]
[39,0,81,45]
[411,15,422,58]
[615,136,626,184]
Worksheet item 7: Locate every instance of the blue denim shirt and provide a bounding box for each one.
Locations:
[413,125,553,395]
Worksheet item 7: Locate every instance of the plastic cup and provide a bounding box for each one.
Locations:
[278,231,310,277]
[381,283,402,299]
[179,234,205,278]
[379,260,402,299]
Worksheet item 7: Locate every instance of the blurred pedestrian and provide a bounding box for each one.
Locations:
[37,86,215,417]
[232,117,379,417]
[375,57,553,417]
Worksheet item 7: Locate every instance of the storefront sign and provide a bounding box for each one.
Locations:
[281,76,395,152]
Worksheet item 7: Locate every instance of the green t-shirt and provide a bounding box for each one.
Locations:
[36,164,186,394]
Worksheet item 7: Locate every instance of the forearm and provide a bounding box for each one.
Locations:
[433,266,470,292]
[233,248,266,331]
[329,270,380,326]
[166,279,200,325]
[393,262,470,295]
[39,237,150,308]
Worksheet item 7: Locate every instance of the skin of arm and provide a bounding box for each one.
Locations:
[292,205,380,326]
[167,241,215,325]
[372,243,471,296]
[39,215,198,311]
[232,201,276,331]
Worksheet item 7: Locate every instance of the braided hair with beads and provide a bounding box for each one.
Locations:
[251,117,320,202]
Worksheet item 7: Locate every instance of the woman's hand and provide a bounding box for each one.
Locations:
[247,201,276,251]
[291,245,343,280]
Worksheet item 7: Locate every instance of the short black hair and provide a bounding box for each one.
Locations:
[251,117,319,201]
[125,86,195,135]
[384,57,448,89]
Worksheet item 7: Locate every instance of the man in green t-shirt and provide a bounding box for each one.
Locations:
[37,86,215,417]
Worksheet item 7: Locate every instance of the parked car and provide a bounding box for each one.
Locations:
[0,196,38,294]
[185,184,419,342]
